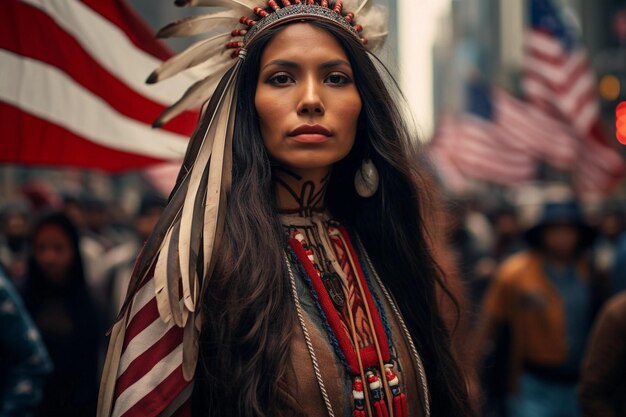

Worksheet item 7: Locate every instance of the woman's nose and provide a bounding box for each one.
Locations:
[296,77,325,116]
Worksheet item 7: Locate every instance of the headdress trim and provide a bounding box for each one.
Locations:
[244,4,361,45]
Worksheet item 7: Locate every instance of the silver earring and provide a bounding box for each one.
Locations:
[354,158,379,198]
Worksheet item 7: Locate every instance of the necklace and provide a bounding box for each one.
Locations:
[284,251,336,417]
[356,237,431,417]
[286,223,414,417]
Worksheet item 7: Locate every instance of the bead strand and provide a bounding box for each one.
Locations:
[284,252,336,417]
[357,237,431,417]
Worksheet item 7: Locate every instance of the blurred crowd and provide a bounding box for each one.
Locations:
[0,186,625,417]
[447,196,626,417]
[0,190,165,417]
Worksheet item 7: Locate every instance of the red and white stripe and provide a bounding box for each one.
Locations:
[2,0,197,414]
[522,28,625,195]
[430,114,536,187]
[110,277,191,417]
[522,30,598,136]
[428,145,470,194]
[0,0,199,172]
[493,89,579,169]
[574,131,626,196]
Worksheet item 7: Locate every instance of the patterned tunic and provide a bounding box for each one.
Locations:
[281,213,428,417]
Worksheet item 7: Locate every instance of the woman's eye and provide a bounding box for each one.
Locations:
[326,73,352,85]
[267,73,294,85]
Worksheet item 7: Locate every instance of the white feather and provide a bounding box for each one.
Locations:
[354,0,370,15]
[153,60,232,127]
[358,4,388,51]
[182,313,199,381]
[149,33,232,83]
[157,10,242,38]
[176,68,239,313]
[154,228,174,324]
[177,0,259,12]
[199,63,239,295]
[341,0,360,13]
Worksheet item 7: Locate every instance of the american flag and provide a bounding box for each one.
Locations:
[522,0,625,195]
[0,0,197,172]
[429,81,550,189]
[100,276,192,417]
[429,113,537,188]
[0,1,196,415]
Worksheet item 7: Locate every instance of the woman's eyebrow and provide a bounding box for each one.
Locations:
[262,59,298,70]
[318,59,350,69]
[262,59,350,71]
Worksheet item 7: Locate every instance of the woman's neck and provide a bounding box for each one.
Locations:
[273,166,330,216]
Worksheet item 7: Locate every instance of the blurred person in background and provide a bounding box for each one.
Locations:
[578,290,626,417]
[0,202,31,287]
[61,194,88,233]
[474,200,608,417]
[61,194,115,317]
[21,212,100,417]
[0,266,52,417]
[477,205,525,417]
[446,200,494,322]
[466,198,495,256]
[609,221,626,294]
[591,204,624,289]
[489,206,526,264]
[101,194,165,321]
[81,196,115,286]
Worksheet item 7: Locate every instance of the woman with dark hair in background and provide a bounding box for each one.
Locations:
[98,2,473,417]
[22,212,100,417]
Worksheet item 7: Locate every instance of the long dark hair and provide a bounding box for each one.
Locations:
[193,19,472,417]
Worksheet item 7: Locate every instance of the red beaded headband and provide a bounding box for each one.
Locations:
[231,2,368,59]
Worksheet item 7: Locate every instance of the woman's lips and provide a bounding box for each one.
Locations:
[288,124,332,143]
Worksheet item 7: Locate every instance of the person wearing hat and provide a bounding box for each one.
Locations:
[473,200,609,417]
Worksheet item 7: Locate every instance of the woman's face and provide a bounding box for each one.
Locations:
[255,23,362,174]
[33,224,74,283]
[542,224,580,258]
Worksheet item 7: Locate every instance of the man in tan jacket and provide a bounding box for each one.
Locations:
[474,200,608,417]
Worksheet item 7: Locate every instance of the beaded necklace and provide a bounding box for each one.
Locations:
[285,218,409,417]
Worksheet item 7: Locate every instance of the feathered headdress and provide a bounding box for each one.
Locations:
[98,2,387,416]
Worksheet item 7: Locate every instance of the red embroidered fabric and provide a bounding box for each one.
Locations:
[287,223,390,374]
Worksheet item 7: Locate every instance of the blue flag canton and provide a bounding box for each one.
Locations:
[465,79,493,120]
[530,0,577,51]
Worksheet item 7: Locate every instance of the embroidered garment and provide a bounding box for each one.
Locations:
[281,213,427,417]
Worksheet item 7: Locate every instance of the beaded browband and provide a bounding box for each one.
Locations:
[240,3,365,55]
[149,0,387,127]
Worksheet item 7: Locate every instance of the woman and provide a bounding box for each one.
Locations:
[98,2,472,417]
[22,212,100,416]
